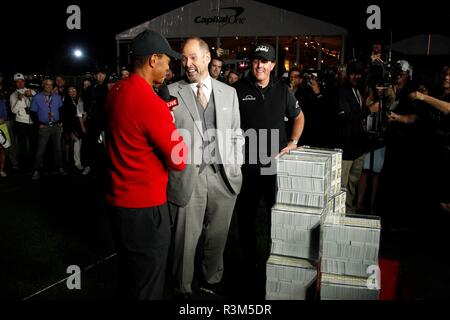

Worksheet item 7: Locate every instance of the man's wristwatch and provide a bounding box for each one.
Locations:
[289,139,298,145]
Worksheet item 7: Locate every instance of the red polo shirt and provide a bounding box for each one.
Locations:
[105,74,187,208]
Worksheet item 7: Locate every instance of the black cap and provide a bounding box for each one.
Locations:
[250,44,276,61]
[130,29,181,60]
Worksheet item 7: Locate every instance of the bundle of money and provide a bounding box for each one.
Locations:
[320,273,380,300]
[266,255,317,300]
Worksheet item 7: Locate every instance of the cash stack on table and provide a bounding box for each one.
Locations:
[266,147,344,300]
[320,214,381,300]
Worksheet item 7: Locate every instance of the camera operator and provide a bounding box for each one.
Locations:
[409,65,450,213]
[382,60,425,230]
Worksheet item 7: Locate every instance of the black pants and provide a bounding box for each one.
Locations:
[14,121,35,166]
[108,203,171,300]
[236,167,277,265]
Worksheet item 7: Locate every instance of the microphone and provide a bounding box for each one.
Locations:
[157,84,179,111]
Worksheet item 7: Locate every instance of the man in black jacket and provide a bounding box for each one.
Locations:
[233,44,305,295]
[336,60,368,213]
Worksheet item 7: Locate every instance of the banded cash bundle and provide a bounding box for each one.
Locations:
[266,255,317,300]
[320,273,380,300]
[292,147,343,197]
[276,148,343,208]
[270,203,324,260]
[320,214,381,278]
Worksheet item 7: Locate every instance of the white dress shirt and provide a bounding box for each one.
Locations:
[190,75,212,103]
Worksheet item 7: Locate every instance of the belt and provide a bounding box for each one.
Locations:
[40,121,60,127]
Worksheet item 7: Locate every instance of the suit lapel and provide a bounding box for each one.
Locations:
[178,81,204,139]
[211,80,225,161]
[211,80,225,133]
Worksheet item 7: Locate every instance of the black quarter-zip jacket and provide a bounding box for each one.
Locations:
[233,76,301,168]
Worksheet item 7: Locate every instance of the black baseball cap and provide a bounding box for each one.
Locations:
[250,44,276,62]
[130,29,182,60]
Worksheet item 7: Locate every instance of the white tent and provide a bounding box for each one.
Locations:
[116,0,348,40]
[115,0,348,71]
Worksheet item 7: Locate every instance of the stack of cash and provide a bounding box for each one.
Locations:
[319,214,381,300]
[276,153,332,208]
[291,147,342,197]
[320,273,380,300]
[266,255,317,300]
[267,148,345,300]
[271,204,322,260]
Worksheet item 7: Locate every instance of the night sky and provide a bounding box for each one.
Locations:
[0,0,449,76]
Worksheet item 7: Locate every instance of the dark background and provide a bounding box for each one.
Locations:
[0,0,449,75]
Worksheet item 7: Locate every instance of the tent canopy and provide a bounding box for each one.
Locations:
[116,0,348,41]
[392,34,450,56]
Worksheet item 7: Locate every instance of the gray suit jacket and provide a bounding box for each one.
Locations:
[167,79,244,207]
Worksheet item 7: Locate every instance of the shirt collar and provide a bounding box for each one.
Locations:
[191,75,212,91]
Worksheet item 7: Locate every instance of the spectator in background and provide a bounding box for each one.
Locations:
[226,69,239,85]
[82,78,92,91]
[335,61,368,213]
[209,57,224,82]
[107,75,120,91]
[0,72,19,170]
[0,95,9,176]
[30,79,65,180]
[82,67,109,177]
[381,60,422,229]
[54,75,66,100]
[62,86,86,171]
[409,65,450,213]
[10,73,36,168]
[120,67,130,79]
[288,68,302,98]
[54,75,72,166]
[223,65,233,81]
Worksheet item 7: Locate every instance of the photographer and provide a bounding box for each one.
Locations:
[10,73,36,168]
[296,70,332,148]
[409,65,450,213]
[381,60,425,230]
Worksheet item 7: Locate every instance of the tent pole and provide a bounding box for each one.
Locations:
[341,35,345,65]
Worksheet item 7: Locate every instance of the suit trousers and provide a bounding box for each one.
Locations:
[171,165,236,294]
[108,203,171,300]
[342,155,365,213]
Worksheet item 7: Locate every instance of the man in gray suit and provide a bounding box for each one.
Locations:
[167,38,243,298]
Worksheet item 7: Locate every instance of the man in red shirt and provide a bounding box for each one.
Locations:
[105,29,187,300]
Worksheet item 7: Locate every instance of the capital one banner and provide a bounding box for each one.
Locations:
[116,0,347,40]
